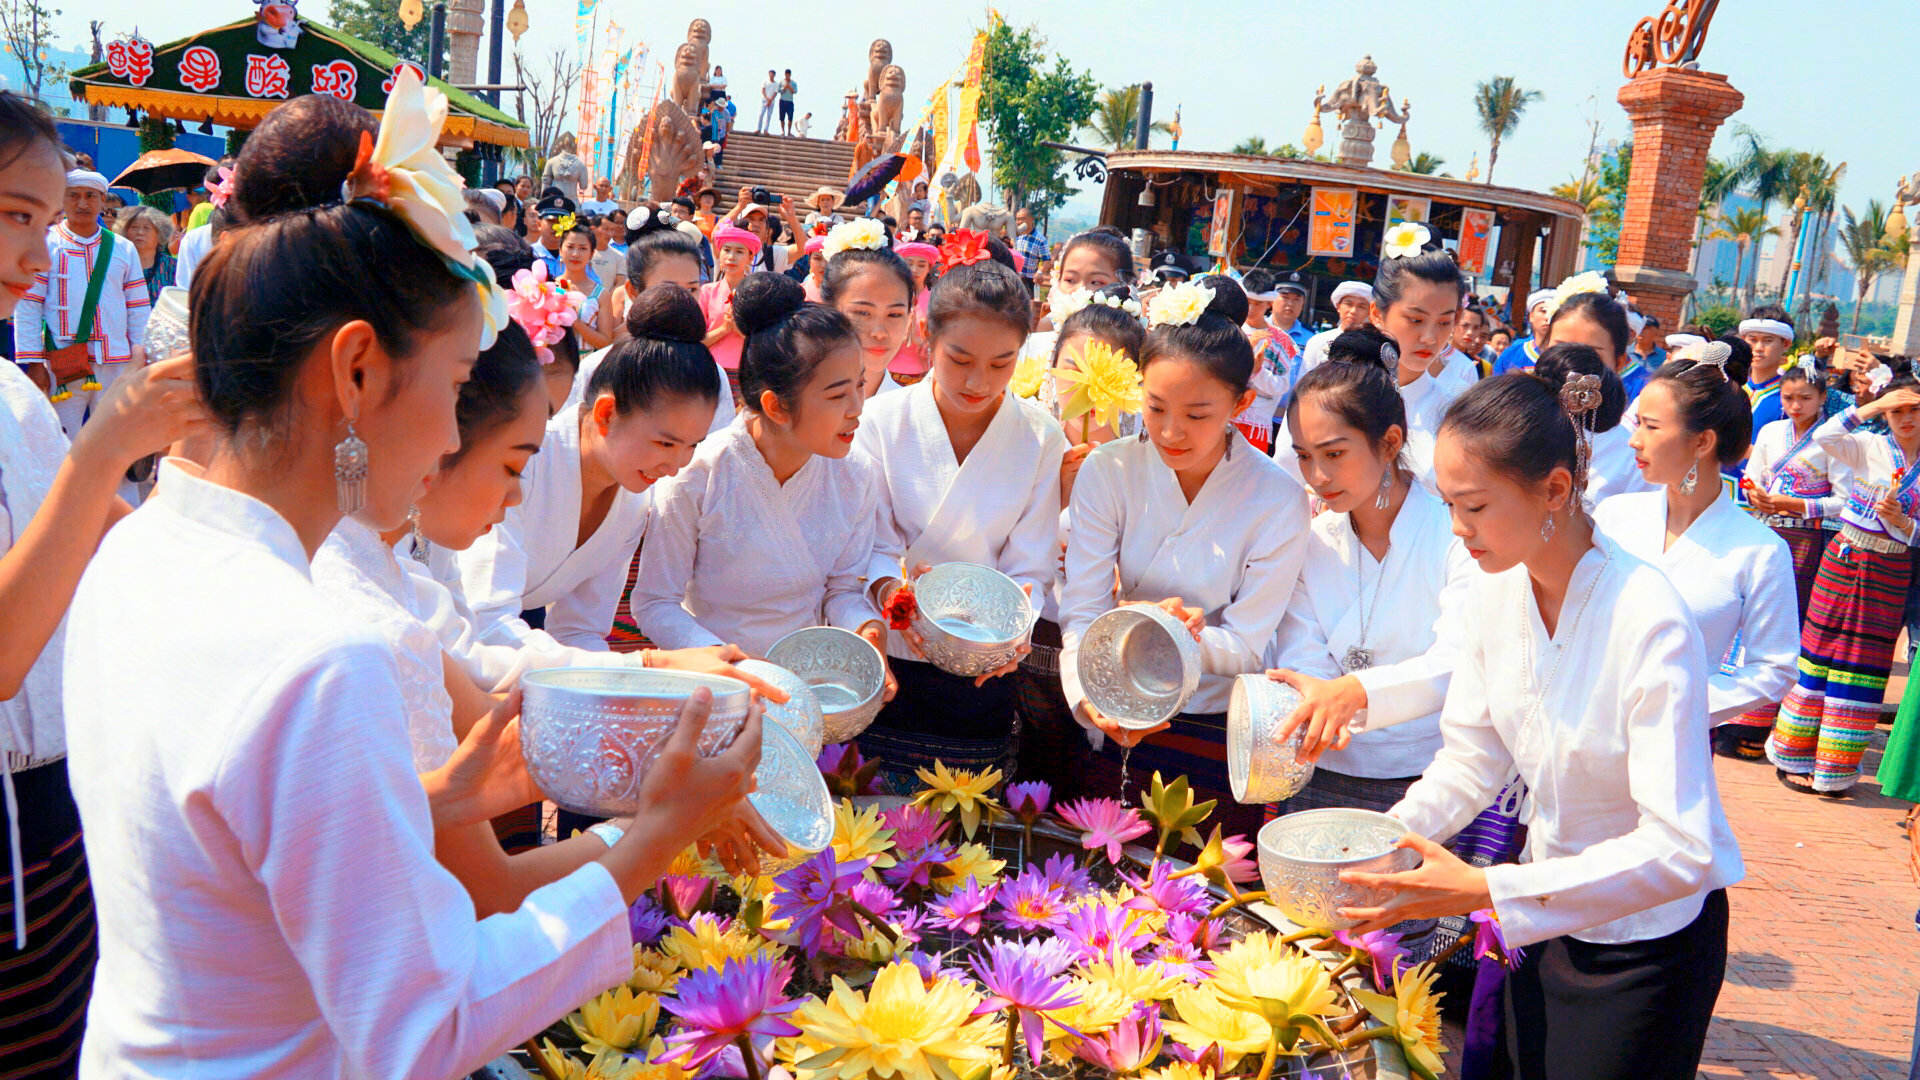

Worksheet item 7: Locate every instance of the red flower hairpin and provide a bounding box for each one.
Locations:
[939,228,992,273]
[341,131,393,205]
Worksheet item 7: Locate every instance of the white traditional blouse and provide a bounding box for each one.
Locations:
[1269,484,1474,778]
[1813,405,1919,543]
[1060,430,1310,720]
[1746,416,1845,522]
[1397,350,1473,486]
[312,518,458,771]
[0,361,69,773]
[457,403,652,650]
[1583,424,1656,507]
[11,221,151,367]
[635,416,882,656]
[855,381,1068,662]
[62,461,630,1079]
[1390,535,1744,948]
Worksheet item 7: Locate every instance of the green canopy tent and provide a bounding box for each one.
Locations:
[69,18,527,148]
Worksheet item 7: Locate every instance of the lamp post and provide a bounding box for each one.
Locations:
[1783,186,1810,312]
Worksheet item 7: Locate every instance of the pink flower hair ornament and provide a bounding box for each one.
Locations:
[207,166,236,209]
[507,261,584,365]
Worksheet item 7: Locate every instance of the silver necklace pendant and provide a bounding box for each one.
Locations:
[1342,645,1374,672]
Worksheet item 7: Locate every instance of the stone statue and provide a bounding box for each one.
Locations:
[1310,55,1410,168]
[623,99,704,203]
[868,64,906,155]
[1897,171,1920,212]
[863,39,891,102]
[956,171,1011,240]
[540,132,589,199]
[687,18,712,83]
[670,42,704,114]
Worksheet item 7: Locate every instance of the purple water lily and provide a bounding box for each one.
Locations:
[662,954,803,1072]
[1148,938,1216,983]
[627,895,673,946]
[1005,780,1052,824]
[1121,860,1212,918]
[1034,853,1094,900]
[929,878,998,936]
[1336,927,1409,991]
[993,869,1071,932]
[1470,908,1523,967]
[882,840,956,890]
[1160,911,1223,952]
[1060,901,1157,964]
[1057,797,1152,864]
[971,939,1084,1065]
[768,848,870,953]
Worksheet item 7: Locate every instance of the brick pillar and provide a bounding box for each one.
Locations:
[1613,69,1744,328]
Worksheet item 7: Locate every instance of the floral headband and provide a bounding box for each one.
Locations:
[1147,280,1217,328]
[507,261,583,365]
[343,67,508,348]
[1869,363,1893,395]
[1091,292,1143,317]
[1381,221,1431,260]
[939,229,992,273]
[823,218,887,259]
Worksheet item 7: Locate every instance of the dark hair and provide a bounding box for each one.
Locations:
[1746,304,1794,332]
[586,285,722,415]
[734,272,859,416]
[1531,343,1627,433]
[1058,230,1133,280]
[0,91,63,173]
[1287,325,1407,457]
[1141,283,1256,395]
[230,94,377,222]
[985,236,1018,271]
[191,204,472,435]
[443,320,543,467]
[1456,304,1486,327]
[1373,243,1464,310]
[1713,334,1754,383]
[1198,274,1250,325]
[560,223,598,252]
[1440,372,1578,489]
[1780,360,1820,390]
[626,229,702,288]
[1647,349,1755,464]
[822,245,915,307]
[1641,313,1662,330]
[1053,284,1145,367]
[1547,291,1631,360]
[1241,268,1277,297]
[927,258,1031,342]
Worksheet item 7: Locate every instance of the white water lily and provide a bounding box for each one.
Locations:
[1381,221,1431,260]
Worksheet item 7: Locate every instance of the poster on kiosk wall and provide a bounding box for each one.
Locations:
[1457,208,1496,276]
[1206,188,1238,259]
[1307,187,1356,257]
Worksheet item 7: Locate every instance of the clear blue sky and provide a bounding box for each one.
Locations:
[37,0,1914,249]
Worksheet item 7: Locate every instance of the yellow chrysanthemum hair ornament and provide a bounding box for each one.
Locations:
[1146,281,1217,329]
[822,217,888,259]
[550,212,579,237]
[1542,269,1611,320]
[342,66,508,348]
[1009,349,1048,400]
[1055,340,1144,443]
[1381,221,1431,260]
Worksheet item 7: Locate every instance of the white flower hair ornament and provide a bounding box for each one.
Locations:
[1788,354,1820,380]
[1543,270,1611,320]
[1869,363,1893,395]
[1093,292,1143,317]
[823,217,888,259]
[1147,281,1217,328]
[344,66,508,348]
[1381,222,1432,260]
[1048,285,1095,323]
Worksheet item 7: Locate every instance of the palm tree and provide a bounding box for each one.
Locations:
[1231,136,1271,156]
[1726,127,1796,300]
[1550,175,1607,213]
[1083,84,1171,152]
[1839,200,1902,333]
[1707,206,1774,309]
[1690,156,1738,276]
[1396,152,1445,175]
[1472,76,1542,184]
[1770,152,1846,302]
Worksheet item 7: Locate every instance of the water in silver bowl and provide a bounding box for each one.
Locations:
[934,616,1000,642]
[1120,622,1185,695]
[807,680,864,710]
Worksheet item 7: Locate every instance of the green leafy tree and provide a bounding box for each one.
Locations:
[1769,151,1845,303]
[979,19,1099,213]
[328,0,439,69]
[0,0,64,102]
[1565,144,1632,269]
[1083,84,1169,152]
[1397,151,1445,175]
[1693,303,1743,337]
[1472,75,1541,184]
[1231,135,1270,156]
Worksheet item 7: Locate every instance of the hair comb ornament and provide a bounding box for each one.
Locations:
[208,166,236,209]
[1543,270,1611,320]
[1146,280,1217,328]
[1560,372,1603,508]
[1692,341,1734,380]
[1787,354,1820,380]
[1379,340,1400,372]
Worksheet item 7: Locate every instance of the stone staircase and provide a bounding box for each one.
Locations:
[713,130,858,209]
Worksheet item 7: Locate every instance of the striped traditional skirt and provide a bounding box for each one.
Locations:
[856,659,1019,795]
[603,546,655,654]
[1731,524,1828,730]
[1767,532,1911,791]
[1010,619,1085,798]
[0,761,96,1080]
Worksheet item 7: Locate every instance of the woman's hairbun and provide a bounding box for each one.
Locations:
[230,94,377,222]
[731,271,807,338]
[626,284,708,345]
[1195,273,1249,326]
[1325,324,1396,374]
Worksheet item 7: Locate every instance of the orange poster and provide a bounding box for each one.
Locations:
[1307,187,1356,257]
[1207,188,1238,258]
[1457,208,1496,276]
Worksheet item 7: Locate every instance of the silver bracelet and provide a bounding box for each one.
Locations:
[586,822,625,848]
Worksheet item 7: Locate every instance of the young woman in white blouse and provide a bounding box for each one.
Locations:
[457,285,722,654]
[1061,278,1311,839]
[817,228,916,399]
[857,254,1067,788]
[1268,326,1472,814]
[0,94,206,1077]
[636,273,893,683]
[1342,373,1741,1080]
[1543,290,1658,506]
[1365,230,1467,483]
[1768,375,1920,795]
[1597,343,1799,762]
[61,134,771,1077]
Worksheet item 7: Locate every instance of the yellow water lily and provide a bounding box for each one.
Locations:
[793,960,998,1080]
[667,845,722,880]
[1076,954,1187,1003]
[932,842,1007,893]
[1209,929,1294,980]
[832,799,898,873]
[1009,349,1048,399]
[1055,339,1144,432]
[911,762,1004,839]
[1040,976,1131,1043]
[1141,1063,1215,1080]
[1352,962,1447,1080]
[627,946,683,994]
[1163,983,1270,1070]
[535,1040,655,1080]
[662,912,784,972]
[1211,948,1342,1053]
[567,985,661,1055]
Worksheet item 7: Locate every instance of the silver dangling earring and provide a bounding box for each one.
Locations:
[406,504,425,559]
[1539,510,1556,542]
[1375,466,1393,510]
[1680,460,1699,495]
[334,421,368,514]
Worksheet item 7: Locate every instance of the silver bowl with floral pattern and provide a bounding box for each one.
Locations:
[1078,603,1203,730]
[1257,808,1420,931]
[909,563,1035,678]
[749,718,834,874]
[767,626,886,744]
[733,658,825,758]
[520,668,750,817]
[1228,674,1316,803]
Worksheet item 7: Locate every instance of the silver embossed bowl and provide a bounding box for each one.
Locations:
[910,562,1035,677]
[734,659,825,758]
[1257,808,1420,931]
[767,626,886,744]
[1229,674,1316,803]
[1079,603,1202,730]
[520,668,751,818]
[748,718,835,874]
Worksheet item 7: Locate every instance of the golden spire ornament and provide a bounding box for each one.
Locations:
[398,0,424,30]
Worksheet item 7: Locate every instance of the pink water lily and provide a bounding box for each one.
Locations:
[1057,797,1152,863]
[1060,901,1157,964]
[1070,1000,1163,1073]
[970,939,1084,1065]
[929,878,998,936]
[662,954,803,1072]
[1005,780,1052,824]
[1336,927,1409,992]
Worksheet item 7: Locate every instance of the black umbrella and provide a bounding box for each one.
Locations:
[110,148,217,195]
[843,152,922,207]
